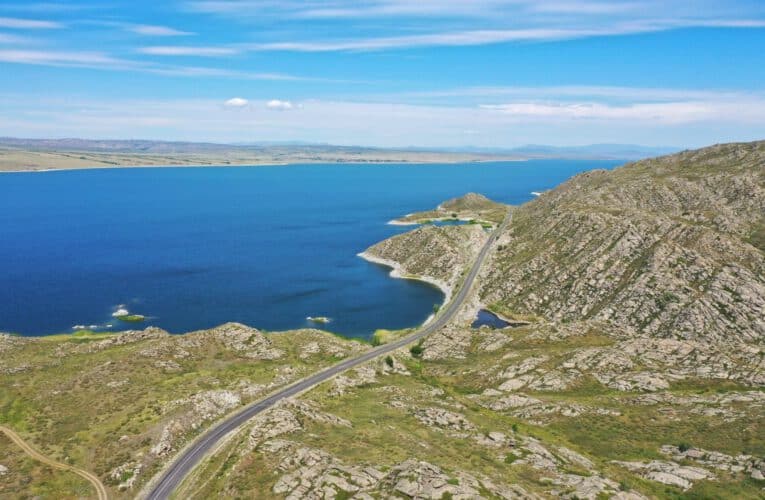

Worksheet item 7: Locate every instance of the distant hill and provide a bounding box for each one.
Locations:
[427,143,680,160]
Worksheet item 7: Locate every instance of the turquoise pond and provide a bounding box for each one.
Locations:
[0,160,622,339]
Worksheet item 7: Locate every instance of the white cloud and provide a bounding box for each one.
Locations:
[0,16,62,29]
[139,46,239,56]
[479,101,713,123]
[2,93,765,148]
[187,0,645,19]
[266,99,294,110]
[0,48,308,81]
[224,97,248,107]
[240,20,765,52]
[184,0,765,53]
[129,25,194,36]
[0,49,124,66]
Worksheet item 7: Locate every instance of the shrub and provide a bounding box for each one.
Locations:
[384,356,394,368]
[409,342,424,358]
[678,442,692,452]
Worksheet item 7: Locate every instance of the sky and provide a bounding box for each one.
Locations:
[1,0,765,148]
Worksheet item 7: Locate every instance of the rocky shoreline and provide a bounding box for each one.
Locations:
[356,251,453,305]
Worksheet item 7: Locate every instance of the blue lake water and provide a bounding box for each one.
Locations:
[0,160,621,339]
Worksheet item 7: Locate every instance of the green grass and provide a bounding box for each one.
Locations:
[115,314,145,322]
[0,327,361,498]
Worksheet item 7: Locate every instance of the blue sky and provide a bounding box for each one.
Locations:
[1,0,765,148]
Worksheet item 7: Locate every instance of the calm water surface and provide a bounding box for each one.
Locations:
[0,160,621,339]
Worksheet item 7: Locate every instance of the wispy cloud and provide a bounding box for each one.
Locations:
[241,20,764,52]
[139,45,239,56]
[479,102,712,123]
[129,25,194,37]
[0,3,96,13]
[0,49,306,81]
[243,27,635,52]
[0,49,122,66]
[183,0,765,53]
[400,85,761,104]
[0,16,63,29]
[187,0,644,19]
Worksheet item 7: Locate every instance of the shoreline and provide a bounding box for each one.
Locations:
[357,251,453,307]
[387,216,477,226]
[0,157,528,174]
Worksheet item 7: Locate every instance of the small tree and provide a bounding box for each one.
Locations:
[409,342,424,358]
[384,355,394,368]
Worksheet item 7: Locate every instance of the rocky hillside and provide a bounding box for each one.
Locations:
[361,223,489,300]
[480,141,765,343]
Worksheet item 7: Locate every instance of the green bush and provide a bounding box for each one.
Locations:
[409,341,424,358]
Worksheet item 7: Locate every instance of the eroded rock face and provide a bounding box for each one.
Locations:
[422,326,473,360]
[480,141,765,344]
[613,460,715,490]
[362,223,488,296]
[151,390,242,457]
[263,441,533,500]
[414,407,476,432]
[198,322,284,360]
[660,445,765,481]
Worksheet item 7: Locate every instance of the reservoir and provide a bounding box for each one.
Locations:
[0,160,620,339]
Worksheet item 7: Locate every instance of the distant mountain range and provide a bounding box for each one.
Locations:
[0,137,678,160]
[408,143,680,160]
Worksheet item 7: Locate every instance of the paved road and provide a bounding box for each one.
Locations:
[1,425,109,500]
[145,211,511,499]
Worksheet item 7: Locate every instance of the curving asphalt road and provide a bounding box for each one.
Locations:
[145,211,511,500]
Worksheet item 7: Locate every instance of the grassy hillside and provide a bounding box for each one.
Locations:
[0,325,367,498]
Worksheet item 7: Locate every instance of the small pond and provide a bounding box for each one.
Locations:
[471,309,511,329]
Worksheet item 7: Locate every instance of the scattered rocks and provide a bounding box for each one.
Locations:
[613,460,715,490]
[414,407,476,432]
[422,326,472,360]
[202,322,284,360]
[109,462,142,491]
[660,444,765,481]
[330,365,377,396]
[249,408,302,448]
